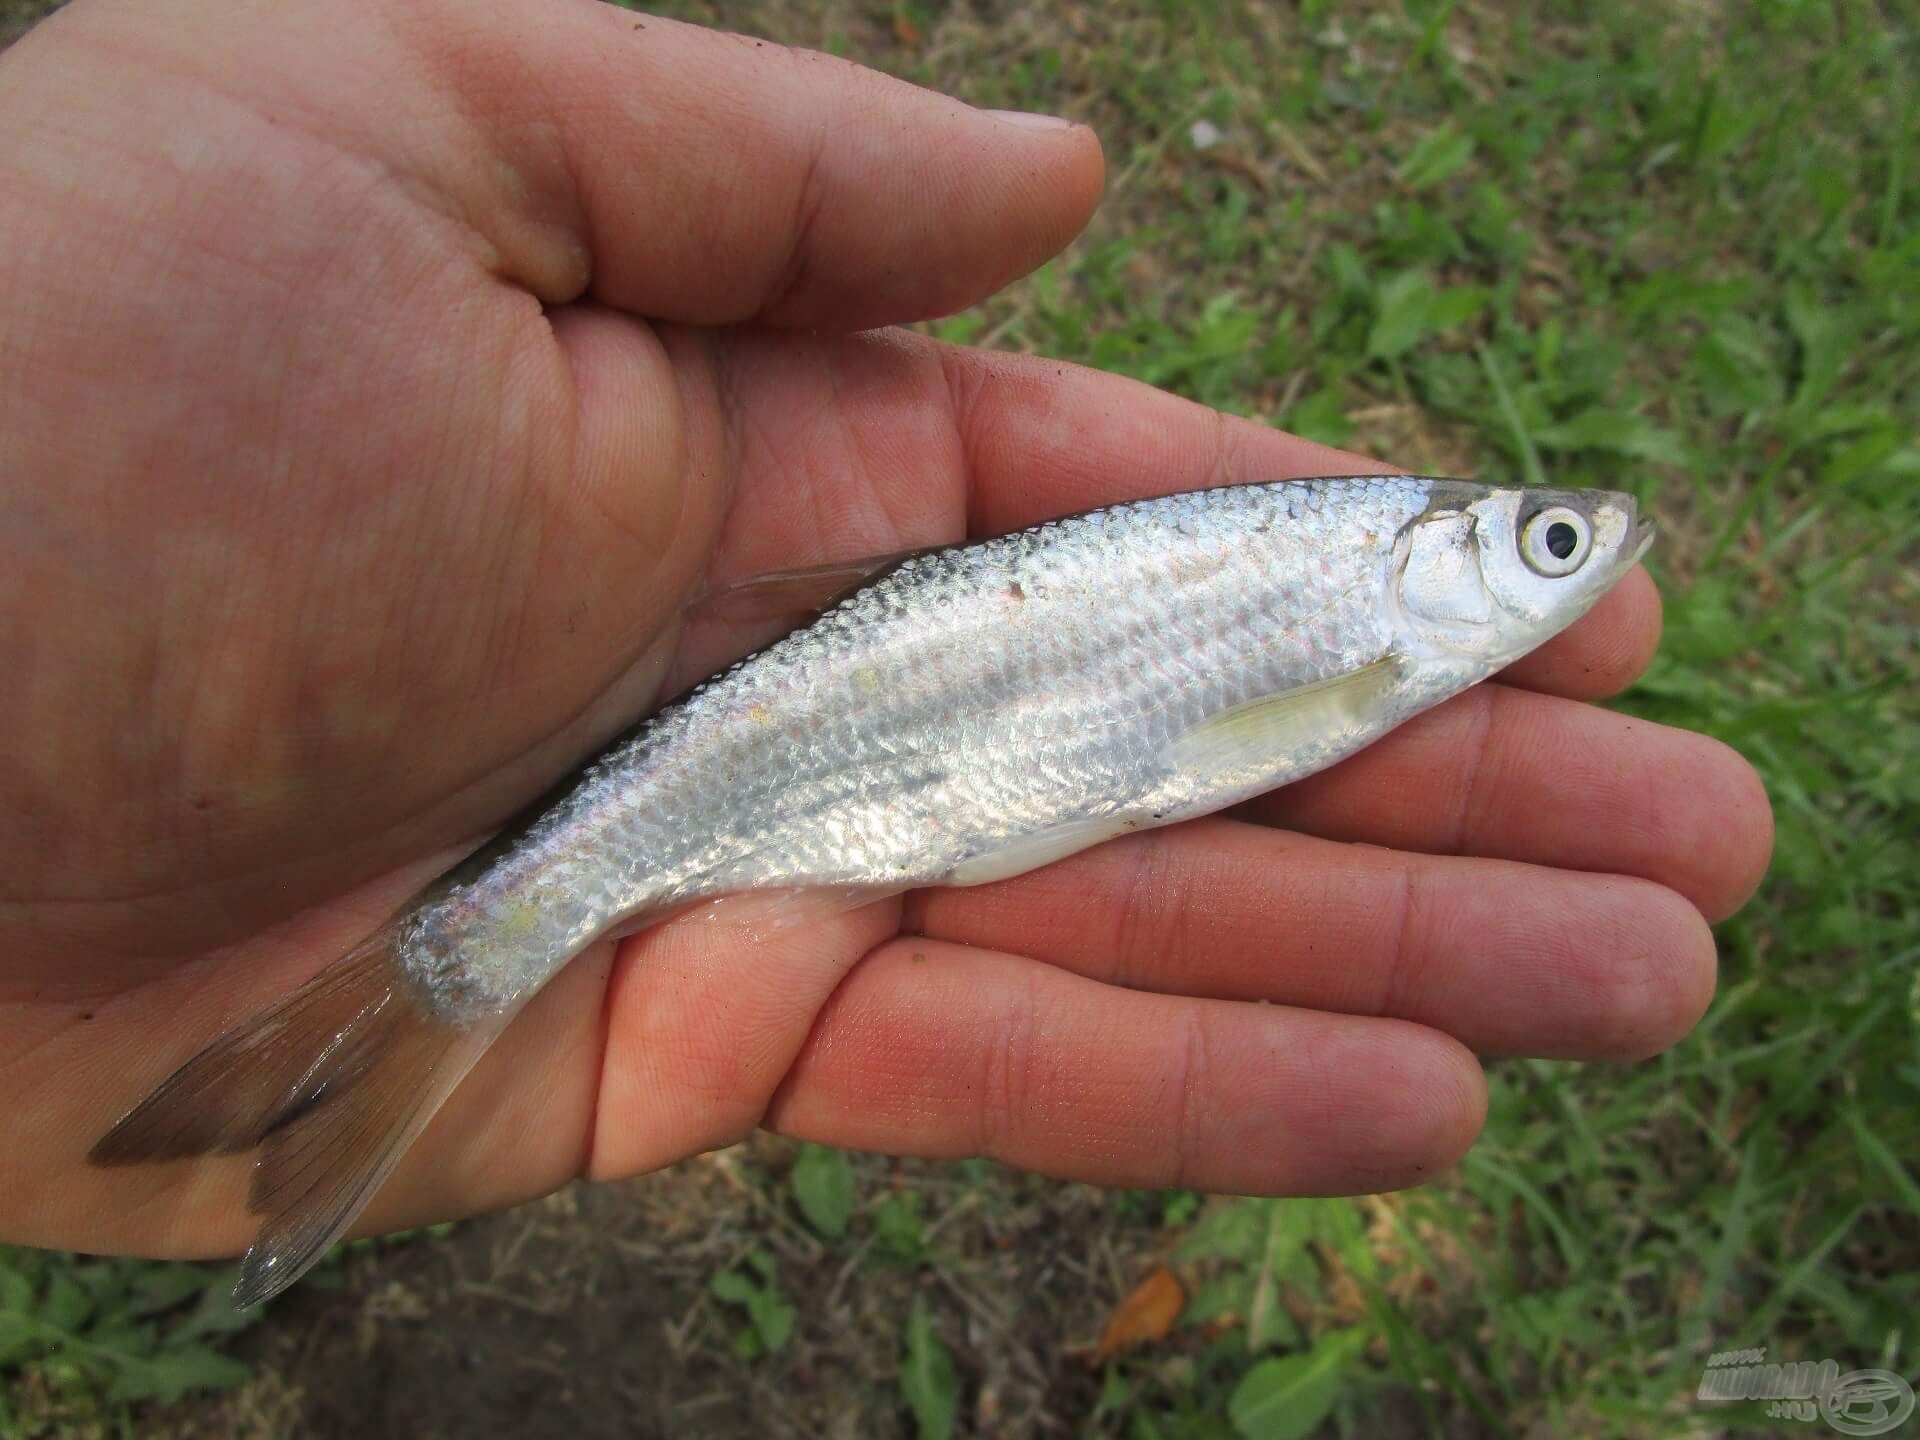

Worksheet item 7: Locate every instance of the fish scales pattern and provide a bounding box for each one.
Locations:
[407,476,1433,1014]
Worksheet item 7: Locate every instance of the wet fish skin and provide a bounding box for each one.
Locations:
[90,473,1651,1306]
[402,475,1647,1017]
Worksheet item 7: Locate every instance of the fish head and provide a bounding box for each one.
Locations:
[1392,484,1652,665]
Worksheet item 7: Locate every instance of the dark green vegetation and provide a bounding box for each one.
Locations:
[3,0,1915,1435]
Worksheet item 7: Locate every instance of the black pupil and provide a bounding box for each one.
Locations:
[1545,521,1579,560]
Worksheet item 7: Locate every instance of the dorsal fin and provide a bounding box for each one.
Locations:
[689,547,937,626]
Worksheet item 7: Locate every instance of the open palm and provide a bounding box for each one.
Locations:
[0,0,1771,1264]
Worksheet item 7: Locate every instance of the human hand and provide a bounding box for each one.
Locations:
[0,0,1771,1264]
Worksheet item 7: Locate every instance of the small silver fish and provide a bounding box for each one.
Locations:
[92,475,1651,1303]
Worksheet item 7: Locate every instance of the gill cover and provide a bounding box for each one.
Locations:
[1399,509,1492,627]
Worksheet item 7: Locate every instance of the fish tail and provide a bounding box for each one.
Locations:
[88,919,500,1308]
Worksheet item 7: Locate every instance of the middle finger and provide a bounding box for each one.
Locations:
[905,815,1717,1062]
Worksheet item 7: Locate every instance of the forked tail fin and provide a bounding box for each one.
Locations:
[89,922,503,1307]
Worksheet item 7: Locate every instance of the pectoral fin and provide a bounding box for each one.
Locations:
[1165,656,1406,777]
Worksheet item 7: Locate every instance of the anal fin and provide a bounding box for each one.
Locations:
[943,817,1137,888]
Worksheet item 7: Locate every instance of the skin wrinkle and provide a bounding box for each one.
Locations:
[806,357,861,552]
[764,78,834,326]
[694,341,812,585]
[641,332,749,688]
[933,340,1007,542]
[1627,722,1683,890]
[1447,686,1500,855]
[980,962,1039,1165]
[1110,830,1179,994]
[547,316,665,559]
[1585,890,1660,1056]
[1166,1004,1208,1192]
[1378,861,1424,1024]
[858,336,964,546]
[383,7,589,299]
[1204,404,1250,492]
[473,319,572,676]
[1289,1019,1343,1177]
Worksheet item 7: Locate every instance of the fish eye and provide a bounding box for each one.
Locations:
[1520,506,1592,577]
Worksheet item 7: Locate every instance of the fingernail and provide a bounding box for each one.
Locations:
[985,108,1075,132]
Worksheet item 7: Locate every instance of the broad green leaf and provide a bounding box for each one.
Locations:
[790,1143,856,1240]
[1252,1298,1302,1352]
[0,1311,40,1368]
[1694,315,1784,417]
[872,1193,927,1264]
[40,1274,90,1334]
[711,1265,795,1356]
[1424,285,1489,334]
[107,1343,249,1404]
[177,1268,263,1341]
[1182,1272,1253,1328]
[1847,1109,1920,1216]
[901,1296,958,1440]
[750,1290,795,1354]
[1366,270,1436,360]
[1533,408,1685,464]
[85,1323,157,1358]
[1800,404,1896,440]
[1228,1327,1368,1440]
[128,1264,214,1318]
[1783,279,1848,411]
[0,1262,31,1314]
[1282,389,1353,448]
[1175,1198,1268,1264]
[1398,125,1477,190]
[1819,430,1903,491]
[1325,244,1370,309]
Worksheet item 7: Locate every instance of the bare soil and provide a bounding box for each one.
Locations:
[152,1141,1183,1439]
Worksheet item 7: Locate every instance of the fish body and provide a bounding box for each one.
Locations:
[92,475,1651,1303]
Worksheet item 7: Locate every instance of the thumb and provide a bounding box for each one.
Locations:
[57,0,1107,329]
[430,2,1109,327]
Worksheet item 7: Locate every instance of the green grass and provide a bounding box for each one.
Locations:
[925,1,1919,1434]
[4,0,1916,1435]
[0,1247,257,1435]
